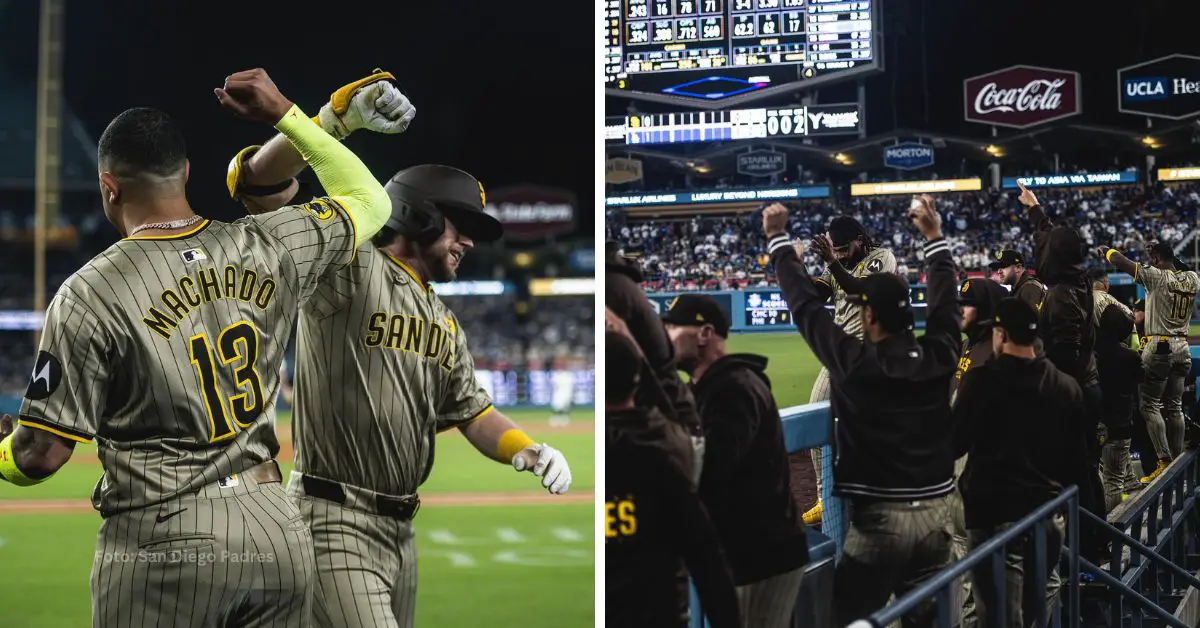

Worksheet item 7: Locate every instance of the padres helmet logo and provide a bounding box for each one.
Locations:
[961,280,971,294]
[478,182,487,207]
[996,251,1003,261]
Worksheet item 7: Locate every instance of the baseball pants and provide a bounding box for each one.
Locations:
[1140,339,1190,462]
[834,494,955,628]
[288,473,418,628]
[1099,434,1133,512]
[735,566,804,628]
[91,470,314,628]
[950,455,977,627]
[809,366,832,494]
[968,513,1065,628]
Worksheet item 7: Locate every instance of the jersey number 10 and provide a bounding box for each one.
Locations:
[189,321,265,442]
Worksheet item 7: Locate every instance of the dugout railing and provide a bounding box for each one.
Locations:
[688,402,1200,628]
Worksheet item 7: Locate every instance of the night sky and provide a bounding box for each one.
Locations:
[0,0,593,231]
[606,0,1200,137]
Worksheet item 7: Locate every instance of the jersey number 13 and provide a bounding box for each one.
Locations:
[189,321,265,442]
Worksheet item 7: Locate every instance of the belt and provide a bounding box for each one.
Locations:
[1148,335,1187,342]
[243,459,282,484]
[300,474,421,520]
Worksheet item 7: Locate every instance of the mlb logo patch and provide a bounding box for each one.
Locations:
[218,473,239,488]
[181,248,207,264]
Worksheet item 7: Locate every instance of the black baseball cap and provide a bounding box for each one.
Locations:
[828,215,868,247]
[989,249,1024,270]
[958,279,986,305]
[987,297,1039,345]
[856,273,914,333]
[661,294,730,338]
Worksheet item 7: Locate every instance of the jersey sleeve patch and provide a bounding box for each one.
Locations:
[24,351,62,401]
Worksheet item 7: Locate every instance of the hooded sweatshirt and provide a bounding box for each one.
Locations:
[691,353,808,585]
[1095,304,1144,440]
[606,407,739,628]
[1030,206,1098,387]
[952,278,1010,398]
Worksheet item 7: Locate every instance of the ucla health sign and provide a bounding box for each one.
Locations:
[883,143,935,171]
[1119,54,1200,120]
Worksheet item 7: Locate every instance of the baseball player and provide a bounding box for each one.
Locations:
[803,214,897,525]
[1100,242,1200,483]
[990,249,1047,313]
[227,70,573,628]
[1090,266,1132,323]
[0,69,392,627]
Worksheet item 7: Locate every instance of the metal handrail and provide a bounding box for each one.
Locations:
[1076,556,1192,628]
[847,486,1080,628]
[1081,508,1200,591]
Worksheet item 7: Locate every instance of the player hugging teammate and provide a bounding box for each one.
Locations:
[0,68,574,628]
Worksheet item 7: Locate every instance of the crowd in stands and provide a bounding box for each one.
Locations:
[608,182,1200,291]
[439,294,595,371]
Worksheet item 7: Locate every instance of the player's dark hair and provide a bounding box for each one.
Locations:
[372,226,402,248]
[828,215,874,250]
[1088,266,1109,284]
[97,107,187,180]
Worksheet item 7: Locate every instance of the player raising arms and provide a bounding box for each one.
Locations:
[801,212,898,525]
[0,69,392,627]
[226,70,573,628]
[1100,241,1200,482]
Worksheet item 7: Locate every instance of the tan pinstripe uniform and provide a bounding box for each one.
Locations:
[285,243,492,628]
[1137,264,1200,462]
[19,200,358,628]
[808,247,897,491]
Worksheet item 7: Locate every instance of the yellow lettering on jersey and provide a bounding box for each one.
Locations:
[239,269,258,301]
[956,356,971,380]
[254,279,275,310]
[223,266,238,300]
[364,312,457,368]
[161,289,190,320]
[423,323,444,359]
[198,267,221,302]
[403,317,425,354]
[143,307,179,340]
[605,498,637,538]
[364,312,387,347]
[178,276,202,307]
[142,265,278,340]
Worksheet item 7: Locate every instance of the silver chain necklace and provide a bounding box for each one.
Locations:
[128,215,204,237]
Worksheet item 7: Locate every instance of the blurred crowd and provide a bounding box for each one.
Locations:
[439,295,595,371]
[607,183,1200,290]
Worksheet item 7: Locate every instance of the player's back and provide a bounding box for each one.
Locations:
[1143,267,1200,336]
[23,212,340,515]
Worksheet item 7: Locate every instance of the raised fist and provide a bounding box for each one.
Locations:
[214,69,295,125]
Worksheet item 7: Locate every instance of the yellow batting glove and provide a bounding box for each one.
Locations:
[314,69,416,140]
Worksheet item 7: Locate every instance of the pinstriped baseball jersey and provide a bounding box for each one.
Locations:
[815,247,897,339]
[18,199,357,515]
[291,245,492,497]
[1137,264,1200,336]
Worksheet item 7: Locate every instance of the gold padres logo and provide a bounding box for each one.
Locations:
[961,280,970,294]
[443,315,457,336]
[996,251,1003,261]
[303,198,336,221]
[478,182,486,207]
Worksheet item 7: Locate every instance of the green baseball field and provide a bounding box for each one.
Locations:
[729,324,1200,409]
[0,408,595,627]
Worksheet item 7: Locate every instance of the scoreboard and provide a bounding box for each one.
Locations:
[606,102,862,145]
[603,0,879,107]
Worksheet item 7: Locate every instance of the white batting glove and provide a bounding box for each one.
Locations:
[512,443,572,495]
[317,81,416,140]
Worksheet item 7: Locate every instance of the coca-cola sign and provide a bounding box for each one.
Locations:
[963,65,1081,129]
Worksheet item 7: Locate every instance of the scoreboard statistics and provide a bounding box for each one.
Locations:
[603,0,878,107]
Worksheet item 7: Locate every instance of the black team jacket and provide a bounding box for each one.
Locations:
[1096,304,1144,441]
[606,407,739,628]
[1029,204,1098,387]
[692,353,808,585]
[951,278,1010,399]
[606,251,703,434]
[952,354,1083,528]
[768,235,961,501]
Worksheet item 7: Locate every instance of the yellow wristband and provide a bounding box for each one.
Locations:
[497,429,536,462]
[0,433,43,487]
[1106,248,1118,263]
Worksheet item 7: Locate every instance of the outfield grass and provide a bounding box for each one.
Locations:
[727,323,1200,408]
[0,408,595,628]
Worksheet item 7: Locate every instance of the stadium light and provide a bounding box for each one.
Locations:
[984,144,1004,157]
[1142,136,1161,149]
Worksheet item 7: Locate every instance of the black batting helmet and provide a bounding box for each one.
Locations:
[381,164,504,244]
